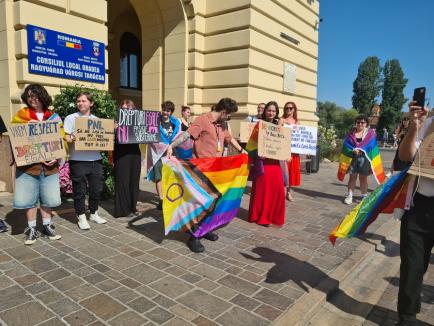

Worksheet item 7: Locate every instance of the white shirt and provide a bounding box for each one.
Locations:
[415,116,434,197]
[64,112,102,161]
[36,112,44,121]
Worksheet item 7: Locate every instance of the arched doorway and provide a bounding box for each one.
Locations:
[108,0,189,112]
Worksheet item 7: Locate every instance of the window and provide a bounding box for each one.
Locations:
[120,32,141,89]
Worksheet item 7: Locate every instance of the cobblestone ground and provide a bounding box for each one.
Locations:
[0,154,397,326]
[364,242,434,326]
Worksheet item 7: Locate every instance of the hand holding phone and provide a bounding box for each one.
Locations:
[413,87,426,108]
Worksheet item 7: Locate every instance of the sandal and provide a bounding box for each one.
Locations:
[286,192,294,202]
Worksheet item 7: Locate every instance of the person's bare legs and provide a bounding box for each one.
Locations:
[286,186,294,201]
[359,175,368,196]
[344,174,357,204]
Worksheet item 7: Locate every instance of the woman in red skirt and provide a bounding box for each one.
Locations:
[279,101,301,201]
[248,101,286,227]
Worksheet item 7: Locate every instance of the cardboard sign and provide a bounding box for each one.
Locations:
[8,121,66,166]
[239,121,257,143]
[117,109,160,144]
[257,120,291,160]
[290,125,318,155]
[408,130,434,179]
[75,117,114,151]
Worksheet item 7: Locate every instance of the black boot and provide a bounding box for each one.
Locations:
[202,232,219,241]
[187,236,205,253]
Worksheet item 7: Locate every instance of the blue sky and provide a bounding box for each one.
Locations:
[317,1,434,110]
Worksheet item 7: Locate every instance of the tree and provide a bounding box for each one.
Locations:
[378,59,408,135]
[316,101,358,138]
[352,56,382,115]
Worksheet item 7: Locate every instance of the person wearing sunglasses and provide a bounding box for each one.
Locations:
[279,101,301,201]
[340,115,377,204]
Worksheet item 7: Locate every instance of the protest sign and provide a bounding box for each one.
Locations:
[8,121,66,166]
[257,120,291,160]
[408,130,434,179]
[117,109,160,144]
[75,117,114,151]
[290,125,318,155]
[239,121,257,143]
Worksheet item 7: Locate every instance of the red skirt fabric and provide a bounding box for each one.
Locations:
[287,153,301,186]
[248,159,285,226]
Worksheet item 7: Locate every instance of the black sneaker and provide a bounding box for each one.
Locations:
[24,227,39,245]
[202,232,219,241]
[0,219,8,233]
[187,236,205,253]
[42,224,62,240]
[156,200,163,211]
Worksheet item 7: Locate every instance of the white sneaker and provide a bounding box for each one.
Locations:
[361,193,369,200]
[385,171,392,178]
[344,195,353,205]
[90,212,107,224]
[77,214,91,230]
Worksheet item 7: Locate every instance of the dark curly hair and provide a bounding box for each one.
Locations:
[214,98,238,113]
[21,84,52,109]
[161,100,175,113]
[262,101,280,124]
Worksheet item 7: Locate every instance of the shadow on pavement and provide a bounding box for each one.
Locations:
[241,247,431,325]
[292,187,346,202]
[385,276,434,304]
[357,232,400,257]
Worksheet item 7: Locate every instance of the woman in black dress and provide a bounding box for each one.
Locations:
[114,100,142,217]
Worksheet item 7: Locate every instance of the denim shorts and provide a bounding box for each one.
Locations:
[13,170,62,209]
[348,153,372,176]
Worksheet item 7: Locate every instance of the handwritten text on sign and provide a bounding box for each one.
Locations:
[239,121,257,143]
[257,120,291,160]
[8,121,66,166]
[75,117,114,151]
[117,109,160,144]
[290,125,318,155]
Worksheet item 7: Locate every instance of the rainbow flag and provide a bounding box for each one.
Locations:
[337,128,385,184]
[162,154,249,237]
[329,169,414,244]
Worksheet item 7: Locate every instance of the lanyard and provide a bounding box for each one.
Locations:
[215,123,222,152]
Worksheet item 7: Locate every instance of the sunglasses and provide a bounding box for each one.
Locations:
[356,121,366,124]
[285,107,295,110]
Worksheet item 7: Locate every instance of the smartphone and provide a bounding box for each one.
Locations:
[413,87,426,108]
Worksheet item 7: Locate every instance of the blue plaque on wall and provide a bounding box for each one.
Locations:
[27,24,105,83]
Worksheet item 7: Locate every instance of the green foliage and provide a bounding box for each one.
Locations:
[352,56,382,115]
[378,59,408,136]
[318,125,339,161]
[53,85,117,198]
[317,102,358,138]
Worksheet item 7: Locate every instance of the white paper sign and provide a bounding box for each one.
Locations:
[291,125,317,155]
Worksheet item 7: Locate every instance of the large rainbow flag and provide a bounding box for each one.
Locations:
[337,128,385,184]
[162,154,249,237]
[329,169,414,244]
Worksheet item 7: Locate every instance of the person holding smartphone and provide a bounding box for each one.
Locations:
[397,93,433,326]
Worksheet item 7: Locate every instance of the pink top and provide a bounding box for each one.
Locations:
[188,112,232,158]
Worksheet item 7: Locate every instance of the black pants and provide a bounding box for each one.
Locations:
[114,144,141,217]
[398,192,434,321]
[69,160,103,215]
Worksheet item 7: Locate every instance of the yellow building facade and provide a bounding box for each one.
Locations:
[0,0,320,190]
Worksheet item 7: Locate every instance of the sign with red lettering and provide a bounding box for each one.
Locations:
[8,121,66,166]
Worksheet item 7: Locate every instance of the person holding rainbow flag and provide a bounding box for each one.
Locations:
[396,102,433,326]
[338,115,385,204]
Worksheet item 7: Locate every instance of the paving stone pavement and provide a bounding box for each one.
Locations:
[0,152,405,326]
